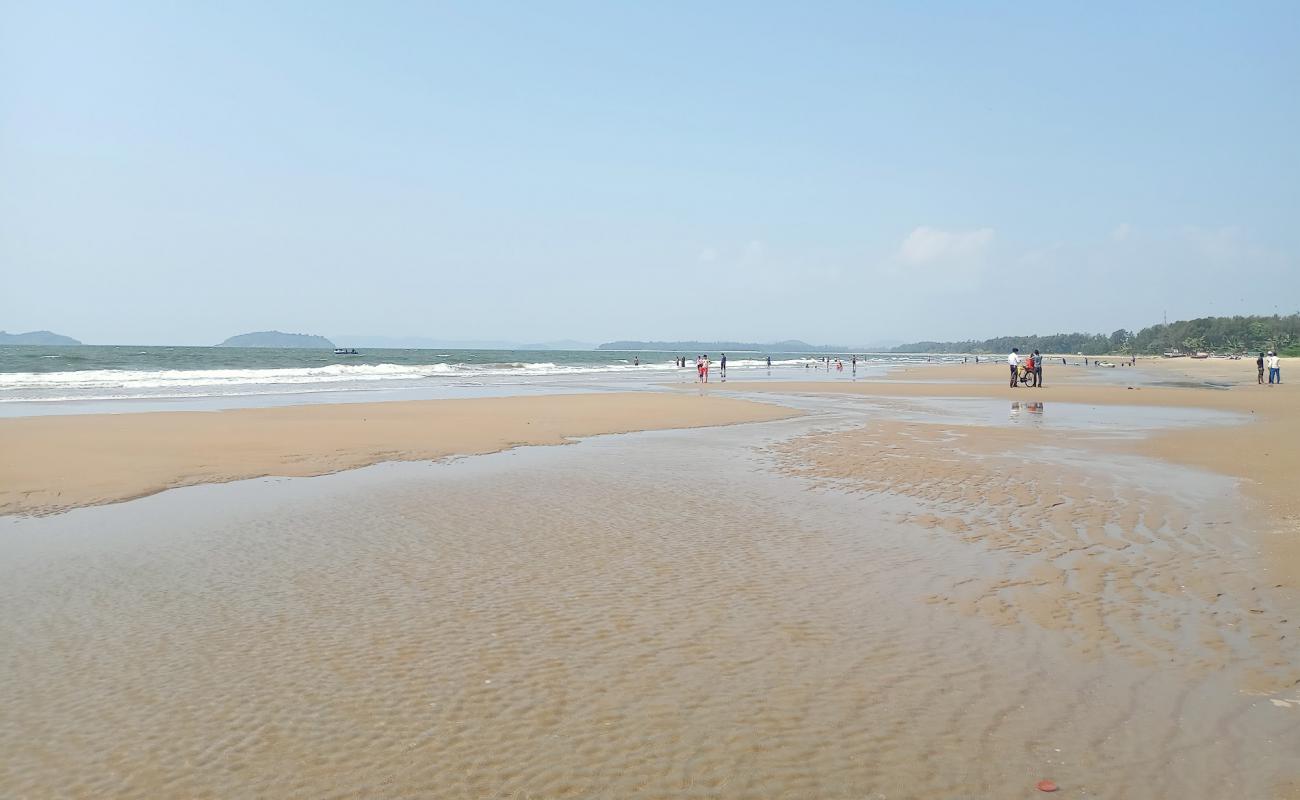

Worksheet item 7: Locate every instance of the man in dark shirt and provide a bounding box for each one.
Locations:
[1257,352,1266,384]
[1033,349,1044,387]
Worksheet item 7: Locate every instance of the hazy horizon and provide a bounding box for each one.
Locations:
[3,3,1297,346]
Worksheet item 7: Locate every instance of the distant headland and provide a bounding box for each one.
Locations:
[0,330,82,346]
[217,331,335,348]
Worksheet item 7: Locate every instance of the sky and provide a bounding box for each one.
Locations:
[2,1,1297,346]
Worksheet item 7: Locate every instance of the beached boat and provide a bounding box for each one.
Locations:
[1162,351,1186,358]
[1190,351,1209,359]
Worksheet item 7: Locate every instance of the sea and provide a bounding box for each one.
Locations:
[0,345,959,412]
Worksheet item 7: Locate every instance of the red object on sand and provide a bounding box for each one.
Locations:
[1037,779,1059,792]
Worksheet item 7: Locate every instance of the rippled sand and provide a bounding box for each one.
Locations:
[2,400,1298,798]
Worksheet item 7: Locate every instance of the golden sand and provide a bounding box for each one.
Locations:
[5,408,1297,798]
[728,358,1300,587]
[0,392,796,516]
[3,361,1298,797]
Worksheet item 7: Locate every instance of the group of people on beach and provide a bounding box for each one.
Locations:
[1257,352,1283,384]
[683,353,726,382]
[1007,348,1044,388]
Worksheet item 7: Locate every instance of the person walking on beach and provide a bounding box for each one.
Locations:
[703,354,711,383]
[1008,348,1020,388]
[720,353,727,378]
[696,355,705,382]
[1268,351,1281,384]
[1033,349,1044,388]
[1258,352,1267,384]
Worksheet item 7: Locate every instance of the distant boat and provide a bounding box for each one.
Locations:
[1162,351,1186,358]
[1190,351,1210,359]
[334,348,359,355]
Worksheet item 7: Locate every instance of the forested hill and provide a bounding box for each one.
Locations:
[0,330,82,345]
[893,314,1300,356]
[217,331,335,348]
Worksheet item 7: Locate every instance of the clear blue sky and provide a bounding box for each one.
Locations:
[2,1,1297,345]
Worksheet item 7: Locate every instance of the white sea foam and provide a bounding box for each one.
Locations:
[0,355,945,403]
[0,360,687,401]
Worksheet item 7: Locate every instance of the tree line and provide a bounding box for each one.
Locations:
[893,314,1300,356]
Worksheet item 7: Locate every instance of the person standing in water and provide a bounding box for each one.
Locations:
[720,353,727,378]
[766,355,771,368]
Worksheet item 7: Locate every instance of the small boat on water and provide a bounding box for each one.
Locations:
[334,348,359,355]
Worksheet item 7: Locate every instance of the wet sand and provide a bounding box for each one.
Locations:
[2,366,1299,797]
[725,358,1300,587]
[0,392,795,516]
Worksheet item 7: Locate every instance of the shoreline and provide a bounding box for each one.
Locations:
[4,360,1294,582]
[0,392,797,517]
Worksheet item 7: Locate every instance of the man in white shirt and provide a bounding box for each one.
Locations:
[1008,348,1020,388]
[1268,352,1282,385]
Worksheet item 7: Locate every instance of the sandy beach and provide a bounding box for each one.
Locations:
[2,360,1298,798]
[0,392,796,517]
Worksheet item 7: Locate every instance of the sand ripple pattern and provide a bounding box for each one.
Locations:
[2,418,1298,798]
[773,419,1300,695]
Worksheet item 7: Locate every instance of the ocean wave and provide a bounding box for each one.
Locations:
[0,355,952,402]
[0,360,690,394]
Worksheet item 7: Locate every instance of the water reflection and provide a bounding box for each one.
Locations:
[1010,401,1045,419]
